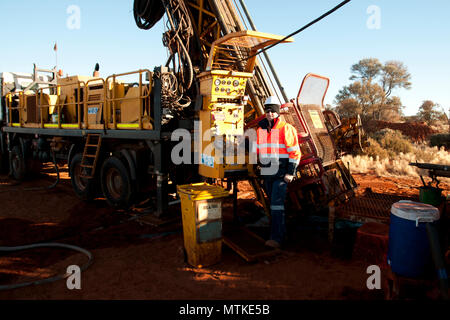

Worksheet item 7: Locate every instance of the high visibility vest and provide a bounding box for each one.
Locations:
[257,118,301,175]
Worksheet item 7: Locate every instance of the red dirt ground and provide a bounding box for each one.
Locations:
[0,167,448,300]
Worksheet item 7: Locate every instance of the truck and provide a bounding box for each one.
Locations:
[0,0,358,222]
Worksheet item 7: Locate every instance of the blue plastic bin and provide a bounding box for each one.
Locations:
[387,201,440,278]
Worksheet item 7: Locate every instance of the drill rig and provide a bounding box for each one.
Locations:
[0,0,356,221]
[133,0,357,211]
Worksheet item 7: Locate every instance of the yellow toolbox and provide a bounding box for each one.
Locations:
[177,183,229,267]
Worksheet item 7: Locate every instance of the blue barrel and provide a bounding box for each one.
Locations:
[387,201,440,278]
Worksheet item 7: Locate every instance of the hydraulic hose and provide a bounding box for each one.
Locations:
[0,243,93,291]
[134,0,165,30]
[24,151,60,191]
[176,33,194,91]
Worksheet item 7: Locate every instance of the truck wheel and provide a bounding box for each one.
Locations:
[101,156,133,208]
[70,153,96,201]
[10,145,26,181]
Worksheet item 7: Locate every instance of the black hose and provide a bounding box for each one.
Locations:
[134,0,165,30]
[24,151,60,191]
[177,34,194,90]
[0,243,93,291]
[235,0,352,65]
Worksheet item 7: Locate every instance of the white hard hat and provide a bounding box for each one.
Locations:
[264,96,281,106]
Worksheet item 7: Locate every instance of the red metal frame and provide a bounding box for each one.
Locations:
[296,73,330,108]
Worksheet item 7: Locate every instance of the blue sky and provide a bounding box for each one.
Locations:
[1,0,449,116]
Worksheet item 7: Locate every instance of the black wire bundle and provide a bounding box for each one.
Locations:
[134,0,194,124]
[134,0,165,30]
[158,72,191,124]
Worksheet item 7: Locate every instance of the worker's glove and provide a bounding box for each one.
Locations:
[284,174,294,184]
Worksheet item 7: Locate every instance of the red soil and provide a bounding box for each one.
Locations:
[0,168,447,300]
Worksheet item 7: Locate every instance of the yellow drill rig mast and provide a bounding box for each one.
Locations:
[133,0,284,120]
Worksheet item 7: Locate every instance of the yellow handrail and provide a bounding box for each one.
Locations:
[5,69,153,130]
[105,69,152,130]
[36,81,86,129]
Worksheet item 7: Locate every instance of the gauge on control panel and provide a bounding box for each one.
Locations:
[233,80,240,87]
[214,79,221,86]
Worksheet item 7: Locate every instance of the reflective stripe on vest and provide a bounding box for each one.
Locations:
[257,121,301,163]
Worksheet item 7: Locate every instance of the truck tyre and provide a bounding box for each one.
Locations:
[101,156,133,208]
[10,145,26,181]
[70,153,97,201]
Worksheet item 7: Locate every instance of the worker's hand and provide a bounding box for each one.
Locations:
[284,174,294,183]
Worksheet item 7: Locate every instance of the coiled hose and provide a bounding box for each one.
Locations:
[134,0,165,30]
[0,243,93,291]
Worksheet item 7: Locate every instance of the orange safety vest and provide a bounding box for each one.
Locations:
[257,118,301,176]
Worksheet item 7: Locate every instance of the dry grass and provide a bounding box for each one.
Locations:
[343,144,450,183]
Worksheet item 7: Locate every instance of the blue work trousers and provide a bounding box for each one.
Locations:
[264,177,288,244]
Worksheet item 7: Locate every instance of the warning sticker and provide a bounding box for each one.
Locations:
[88,107,99,115]
[308,110,324,129]
[197,201,222,221]
[201,154,215,168]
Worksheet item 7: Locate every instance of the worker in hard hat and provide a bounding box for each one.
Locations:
[256,96,301,248]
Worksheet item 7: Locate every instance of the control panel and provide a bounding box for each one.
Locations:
[209,103,244,136]
[210,75,247,98]
[198,70,251,179]
[199,70,252,103]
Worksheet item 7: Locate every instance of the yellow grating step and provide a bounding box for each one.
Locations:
[80,134,102,179]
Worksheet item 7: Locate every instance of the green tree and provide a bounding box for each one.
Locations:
[417,100,445,124]
[335,58,411,121]
[349,58,382,82]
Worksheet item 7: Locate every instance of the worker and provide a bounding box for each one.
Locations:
[256,96,301,248]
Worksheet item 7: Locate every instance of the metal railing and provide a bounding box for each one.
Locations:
[38,81,85,129]
[5,69,153,130]
[105,69,152,130]
[5,91,24,127]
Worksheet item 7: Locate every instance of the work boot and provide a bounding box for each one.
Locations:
[265,239,280,248]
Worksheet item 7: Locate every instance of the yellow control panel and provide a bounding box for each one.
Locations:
[199,103,246,179]
[199,70,252,103]
[209,103,244,136]
[198,70,251,179]
[210,75,247,98]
